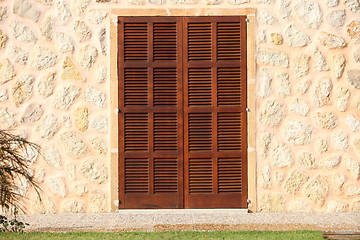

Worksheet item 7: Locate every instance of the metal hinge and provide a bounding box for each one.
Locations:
[246,108,250,112]
[115,108,121,114]
[117,19,120,23]
[247,199,251,205]
[246,18,250,24]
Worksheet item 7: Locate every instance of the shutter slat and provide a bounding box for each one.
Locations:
[153,68,177,106]
[124,23,148,61]
[189,158,213,193]
[125,158,149,193]
[218,158,242,193]
[124,68,148,106]
[154,113,177,151]
[188,23,212,61]
[154,22,177,61]
[154,158,178,193]
[125,113,148,151]
[217,68,241,106]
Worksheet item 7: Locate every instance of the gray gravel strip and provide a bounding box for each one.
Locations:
[15,210,360,232]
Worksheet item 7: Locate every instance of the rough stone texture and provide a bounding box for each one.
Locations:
[7,46,29,64]
[66,163,75,181]
[0,7,8,21]
[289,98,309,116]
[35,0,54,5]
[259,131,272,158]
[73,21,91,42]
[60,131,88,159]
[259,193,286,212]
[278,0,291,19]
[285,25,310,47]
[89,191,107,213]
[257,48,289,67]
[346,21,360,43]
[0,108,17,128]
[314,50,329,71]
[55,32,74,53]
[46,176,67,197]
[259,100,284,127]
[333,173,346,195]
[258,9,277,25]
[347,185,360,196]
[296,78,311,94]
[316,139,328,153]
[73,184,88,196]
[84,87,105,108]
[305,176,329,206]
[259,30,266,43]
[313,77,332,107]
[36,114,60,139]
[72,0,91,15]
[87,10,108,24]
[79,45,98,68]
[259,165,271,188]
[32,194,55,214]
[270,33,283,45]
[12,75,34,106]
[333,54,346,79]
[351,201,360,211]
[292,54,310,78]
[276,73,290,97]
[326,201,348,212]
[282,121,312,145]
[272,142,292,167]
[91,115,108,132]
[53,86,80,110]
[21,103,43,124]
[258,68,272,98]
[99,28,107,55]
[319,32,346,49]
[43,144,62,168]
[274,171,285,185]
[80,158,108,184]
[12,21,37,42]
[333,131,348,150]
[354,48,360,62]
[326,10,346,27]
[0,59,15,84]
[354,138,360,154]
[347,70,360,89]
[0,30,7,48]
[319,155,341,169]
[345,158,360,180]
[61,200,85,213]
[284,170,309,194]
[56,1,71,24]
[0,89,7,102]
[62,57,83,81]
[345,0,360,12]
[89,137,107,155]
[13,0,40,22]
[327,0,339,7]
[31,46,58,70]
[95,63,107,83]
[345,114,360,131]
[336,87,349,111]
[40,16,53,40]
[37,72,55,99]
[74,107,89,132]
[294,1,322,29]
[313,111,337,129]
[288,200,312,212]
[297,152,315,168]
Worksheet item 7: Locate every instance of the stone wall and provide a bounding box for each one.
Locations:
[0,0,358,213]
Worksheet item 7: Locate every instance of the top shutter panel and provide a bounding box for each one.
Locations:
[124,22,148,61]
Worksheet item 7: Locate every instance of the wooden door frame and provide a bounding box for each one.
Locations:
[109,8,257,212]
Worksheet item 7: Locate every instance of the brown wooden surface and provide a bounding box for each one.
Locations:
[118,16,247,209]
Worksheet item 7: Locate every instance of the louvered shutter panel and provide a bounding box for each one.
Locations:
[118,17,184,209]
[183,16,248,208]
[118,16,247,209]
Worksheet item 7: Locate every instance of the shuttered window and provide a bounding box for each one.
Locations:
[118,16,247,209]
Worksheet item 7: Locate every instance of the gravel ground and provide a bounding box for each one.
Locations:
[14,210,360,232]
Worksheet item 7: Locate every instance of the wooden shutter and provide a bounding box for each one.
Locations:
[183,16,248,208]
[118,17,184,209]
[118,16,247,209]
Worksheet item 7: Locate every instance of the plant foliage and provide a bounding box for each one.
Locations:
[0,130,40,213]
